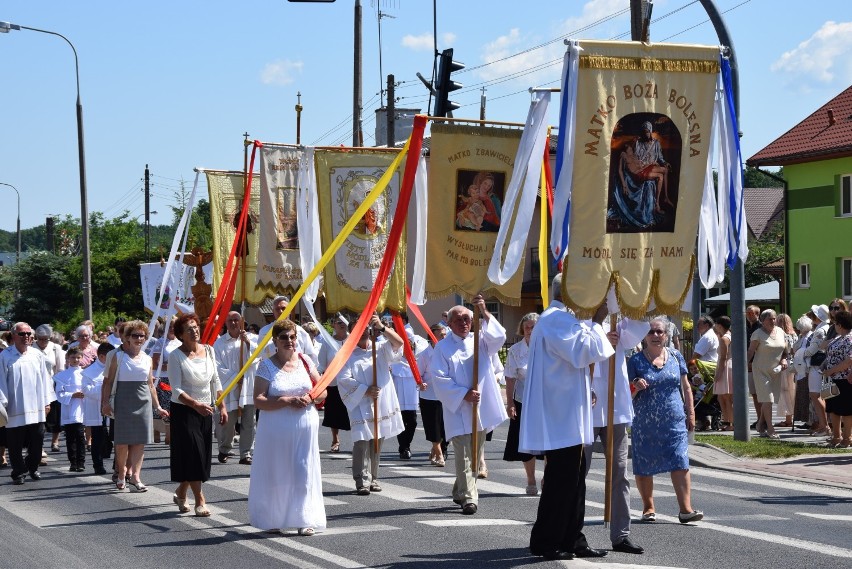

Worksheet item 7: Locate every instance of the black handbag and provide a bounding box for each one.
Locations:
[810,351,827,367]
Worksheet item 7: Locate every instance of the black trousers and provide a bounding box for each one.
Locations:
[64,423,86,468]
[6,422,45,479]
[90,423,106,470]
[397,410,418,452]
[529,443,589,555]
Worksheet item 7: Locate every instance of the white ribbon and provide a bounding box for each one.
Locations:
[409,155,429,305]
[487,92,551,285]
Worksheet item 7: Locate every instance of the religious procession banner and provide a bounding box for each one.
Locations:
[256,145,304,294]
[426,124,524,304]
[314,149,406,313]
[139,261,214,314]
[206,170,274,305]
[556,41,720,318]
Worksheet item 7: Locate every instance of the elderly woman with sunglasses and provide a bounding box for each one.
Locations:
[248,319,327,536]
[101,320,169,492]
[628,316,703,524]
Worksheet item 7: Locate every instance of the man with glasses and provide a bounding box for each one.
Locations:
[0,323,55,485]
[258,295,319,368]
[431,295,508,515]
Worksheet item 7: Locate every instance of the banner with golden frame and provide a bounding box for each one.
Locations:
[206,171,273,305]
[314,149,406,313]
[256,146,304,294]
[562,41,719,318]
[426,123,524,304]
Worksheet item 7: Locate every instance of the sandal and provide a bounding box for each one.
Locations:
[298,527,315,536]
[774,421,792,427]
[330,442,340,453]
[128,479,148,493]
[525,483,539,496]
[641,511,656,522]
[173,493,190,513]
[194,504,211,517]
[115,481,126,491]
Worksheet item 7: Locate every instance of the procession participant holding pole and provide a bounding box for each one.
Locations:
[337,314,404,495]
[213,311,259,465]
[519,275,613,561]
[585,315,648,555]
[431,295,507,516]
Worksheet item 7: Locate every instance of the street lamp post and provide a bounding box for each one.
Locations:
[1,21,92,320]
[0,182,21,263]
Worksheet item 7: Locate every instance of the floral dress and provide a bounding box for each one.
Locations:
[627,348,689,476]
[824,334,852,417]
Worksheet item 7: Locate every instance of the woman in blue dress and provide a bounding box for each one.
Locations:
[627,316,703,524]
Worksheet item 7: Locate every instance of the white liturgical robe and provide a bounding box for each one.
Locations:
[338,339,404,442]
[55,366,86,426]
[431,317,508,440]
[589,317,649,428]
[0,345,55,428]
[213,332,259,410]
[519,301,614,453]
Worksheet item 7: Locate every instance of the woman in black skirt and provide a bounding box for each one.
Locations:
[419,323,448,466]
[317,314,351,452]
[168,313,227,517]
[503,312,543,495]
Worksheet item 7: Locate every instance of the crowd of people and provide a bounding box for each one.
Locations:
[1,286,851,559]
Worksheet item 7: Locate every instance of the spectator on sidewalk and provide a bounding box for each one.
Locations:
[819,309,852,448]
[804,305,831,436]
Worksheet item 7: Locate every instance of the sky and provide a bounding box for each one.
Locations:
[1,0,851,231]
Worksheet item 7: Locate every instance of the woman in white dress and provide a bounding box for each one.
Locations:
[248,319,327,535]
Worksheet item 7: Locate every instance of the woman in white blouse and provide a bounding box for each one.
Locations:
[168,313,226,517]
[502,313,541,495]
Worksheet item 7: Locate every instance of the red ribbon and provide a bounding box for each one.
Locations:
[405,286,438,345]
[390,310,423,385]
[309,116,427,399]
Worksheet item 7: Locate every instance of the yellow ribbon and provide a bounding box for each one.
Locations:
[214,139,412,406]
[539,156,550,310]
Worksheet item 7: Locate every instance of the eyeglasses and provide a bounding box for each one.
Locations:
[647,329,666,336]
[129,333,146,340]
[829,305,841,311]
[17,331,33,337]
[277,334,297,341]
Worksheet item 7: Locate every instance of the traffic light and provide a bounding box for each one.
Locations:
[434,48,464,117]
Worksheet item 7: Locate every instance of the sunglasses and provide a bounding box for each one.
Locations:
[829,305,841,311]
[129,333,146,340]
[17,331,33,338]
[647,329,666,336]
[277,333,297,341]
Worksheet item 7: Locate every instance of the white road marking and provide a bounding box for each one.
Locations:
[688,466,852,498]
[798,512,852,522]
[321,472,447,502]
[418,518,530,527]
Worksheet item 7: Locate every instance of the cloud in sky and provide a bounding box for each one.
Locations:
[771,21,852,86]
[402,32,456,51]
[260,59,304,86]
[475,0,627,85]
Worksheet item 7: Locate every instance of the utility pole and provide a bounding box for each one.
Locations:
[480,87,487,120]
[630,0,651,41]
[295,91,303,145]
[144,164,151,261]
[353,0,363,147]
[46,216,55,254]
[386,74,395,148]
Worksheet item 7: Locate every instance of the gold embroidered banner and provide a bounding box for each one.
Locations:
[426,124,524,305]
[314,149,406,313]
[562,41,719,318]
[206,171,273,305]
[256,145,303,294]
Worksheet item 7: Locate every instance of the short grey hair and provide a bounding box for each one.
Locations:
[35,324,53,339]
[551,273,563,302]
[759,309,777,322]
[648,316,670,333]
[448,305,472,323]
[795,315,813,334]
[75,324,93,338]
[272,295,290,306]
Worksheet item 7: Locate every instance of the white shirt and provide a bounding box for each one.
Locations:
[0,345,55,428]
[168,346,222,406]
[431,317,508,440]
[33,341,66,377]
[417,345,439,401]
[338,339,404,442]
[213,332,259,411]
[81,360,106,427]
[693,328,719,362]
[317,334,347,386]
[55,366,85,426]
[106,333,123,348]
[504,340,530,403]
[589,317,649,428]
[519,301,614,453]
[391,359,420,411]
[258,321,319,368]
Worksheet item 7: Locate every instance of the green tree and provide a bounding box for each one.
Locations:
[7,252,76,325]
[744,166,784,188]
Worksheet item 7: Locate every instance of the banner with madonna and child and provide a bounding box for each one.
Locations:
[550,40,747,318]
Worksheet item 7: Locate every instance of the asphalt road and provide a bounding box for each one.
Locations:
[1,415,850,569]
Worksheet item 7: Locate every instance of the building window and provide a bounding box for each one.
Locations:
[796,263,810,288]
[842,175,852,216]
[842,258,852,299]
[463,300,501,323]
